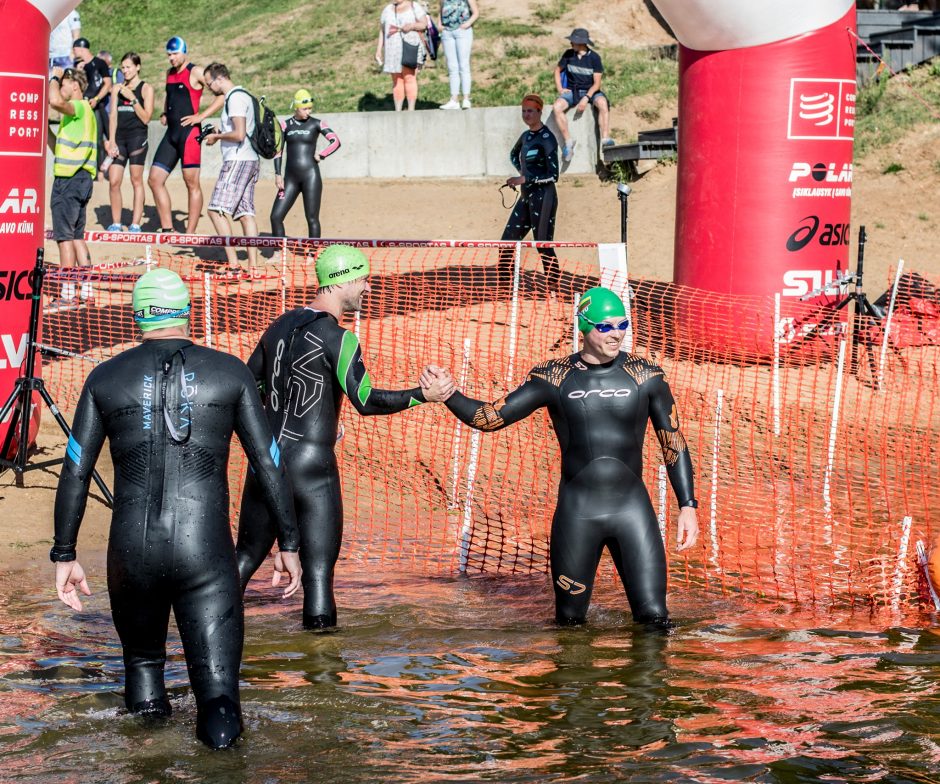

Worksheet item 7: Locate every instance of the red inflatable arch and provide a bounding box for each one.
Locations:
[0,0,78,452]
[651,0,857,357]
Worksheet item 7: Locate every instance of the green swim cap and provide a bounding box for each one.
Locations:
[133,268,191,332]
[315,244,370,287]
[577,286,626,333]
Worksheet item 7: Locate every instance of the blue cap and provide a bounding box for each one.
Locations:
[166,36,187,54]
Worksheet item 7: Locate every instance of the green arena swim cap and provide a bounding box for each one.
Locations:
[315,244,370,287]
[132,268,191,332]
[577,286,626,333]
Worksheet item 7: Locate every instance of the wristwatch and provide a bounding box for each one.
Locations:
[50,75,60,83]
[680,499,699,509]
[130,98,138,106]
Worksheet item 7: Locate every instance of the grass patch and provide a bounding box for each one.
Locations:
[882,162,905,174]
[855,63,940,157]
[533,1,571,24]
[78,0,936,153]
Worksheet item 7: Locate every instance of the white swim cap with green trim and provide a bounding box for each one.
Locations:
[133,268,191,332]
[315,244,370,287]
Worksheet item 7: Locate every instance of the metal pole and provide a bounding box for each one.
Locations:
[617,183,632,245]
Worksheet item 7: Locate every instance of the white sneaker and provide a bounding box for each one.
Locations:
[440,99,460,110]
[461,98,472,109]
[563,140,577,162]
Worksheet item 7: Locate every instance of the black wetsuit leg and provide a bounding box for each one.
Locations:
[499,183,559,287]
[299,168,323,238]
[270,177,302,238]
[551,468,668,625]
[237,445,343,629]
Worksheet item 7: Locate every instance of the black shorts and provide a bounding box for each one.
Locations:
[152,125,202,172]
[51,170,94,242]
[114,130,149,167]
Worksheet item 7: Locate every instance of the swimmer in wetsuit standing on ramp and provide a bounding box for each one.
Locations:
[52,269,302,749]
[427,286,699,627]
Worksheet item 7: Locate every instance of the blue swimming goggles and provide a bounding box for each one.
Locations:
[581,316,630,333]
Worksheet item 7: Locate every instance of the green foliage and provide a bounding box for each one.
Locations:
[533,1,570,24]
[882,162,905,174]
[855,63,940,157]
[505,43,530,60]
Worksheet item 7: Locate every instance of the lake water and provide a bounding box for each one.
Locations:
[1,552,938,783]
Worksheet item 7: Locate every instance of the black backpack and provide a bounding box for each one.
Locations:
[224,87,282,159]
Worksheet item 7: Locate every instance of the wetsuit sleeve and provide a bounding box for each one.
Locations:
[647,373,696,506]
[445,372,553,432]
[233,373,300,551]
[509,135,523,174]
[246,338,266,398]
[318,124,341,159]
[335,330,426,415]
[53,377,107,558]
[273,120,286,175]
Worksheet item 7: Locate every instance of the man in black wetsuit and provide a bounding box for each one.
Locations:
[236,244,455,629]
[426,286,699,627]
[499,93,561,288]
[271,88,341,238]
[52,268,302,749]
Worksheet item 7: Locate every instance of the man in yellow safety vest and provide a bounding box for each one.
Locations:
[47,66,97,310]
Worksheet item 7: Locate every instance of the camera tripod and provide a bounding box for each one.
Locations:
[0,249,113,504]
[796,225,899,386]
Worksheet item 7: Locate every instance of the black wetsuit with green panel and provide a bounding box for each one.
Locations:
[235,307,427,628]
[445,351,695,625]
[52,338,299,748]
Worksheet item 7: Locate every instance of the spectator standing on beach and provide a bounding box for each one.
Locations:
[48,10,80,74]
[105,53,154,232]
[148,37,223,234]
[438,0,479,110]
[47,67,97,309]
[202,63,261,270]
[72,38,112,175]
[552,28,615,162]
[377,0,429,111]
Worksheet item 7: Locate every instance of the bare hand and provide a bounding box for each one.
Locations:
[52,66,65,79]
[275,175,284,190]
[676,507,699,552]
[106,140,119,158]
[577,97,590,112]
[205,133,219,146]
[387,25,401,35]
[505,176,525,188]
[180,114,200,127]
[271,550,302,598]
[56,561,91,611]
[160,114,167,126]
[420,365,456,402]
[419,364,448,389]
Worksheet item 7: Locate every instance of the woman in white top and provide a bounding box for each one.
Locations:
[376,0,428,111]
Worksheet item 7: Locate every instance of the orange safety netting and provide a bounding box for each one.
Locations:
[35,237,940,614]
